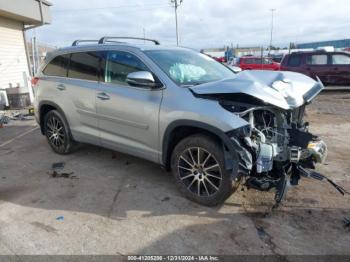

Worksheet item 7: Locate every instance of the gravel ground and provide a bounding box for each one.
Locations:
[0,94,349,256]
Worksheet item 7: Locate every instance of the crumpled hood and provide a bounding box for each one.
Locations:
[189,70,324,109]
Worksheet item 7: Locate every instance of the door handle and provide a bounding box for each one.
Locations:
[57,84,66,91]
[97,92,110,100]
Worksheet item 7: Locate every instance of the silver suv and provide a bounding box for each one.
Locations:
[33,37,331,206]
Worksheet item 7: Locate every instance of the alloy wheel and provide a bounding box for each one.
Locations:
[46,116,65,148]
[177,147,222,197]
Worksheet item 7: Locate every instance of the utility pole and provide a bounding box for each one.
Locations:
[171,0,183,46]
[143,27,146,44]
[31,37,37,75]
[269,8,276,55]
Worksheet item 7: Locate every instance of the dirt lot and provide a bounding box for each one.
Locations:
[0,93,349,256]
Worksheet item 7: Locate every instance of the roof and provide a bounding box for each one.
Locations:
[57,42,187,53]
[45,42,190,61]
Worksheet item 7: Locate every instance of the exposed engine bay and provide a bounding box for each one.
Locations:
[224,102,331,206]
[190,70,349,207]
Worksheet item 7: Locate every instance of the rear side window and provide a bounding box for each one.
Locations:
[332,54,350,65]
[103,51,148,86]
[307,54,328,65]
[287,55,302,67]
[43,54,70,77]
[68,52,102,81]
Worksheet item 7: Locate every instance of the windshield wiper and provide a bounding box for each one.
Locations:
[181,82,206,87]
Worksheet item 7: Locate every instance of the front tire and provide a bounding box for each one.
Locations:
[44,110,76,154]
[171,134,238,206]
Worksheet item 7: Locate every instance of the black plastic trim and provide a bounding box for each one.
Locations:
[38,101,70,135]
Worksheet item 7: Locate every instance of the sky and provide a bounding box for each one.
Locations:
[29,0,350,49]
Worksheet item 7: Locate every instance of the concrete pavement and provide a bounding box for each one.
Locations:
[0,100,349,255]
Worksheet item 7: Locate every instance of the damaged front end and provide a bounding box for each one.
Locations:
[227,103,330,206]
[190,70,348,206]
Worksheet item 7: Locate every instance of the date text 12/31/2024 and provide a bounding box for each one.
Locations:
[127,255,220,261]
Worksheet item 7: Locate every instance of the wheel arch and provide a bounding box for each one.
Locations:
[161,120,239,171]
[38,100,69,135]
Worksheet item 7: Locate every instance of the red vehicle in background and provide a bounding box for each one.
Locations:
[214,56,226,63]
[237,56,280,71]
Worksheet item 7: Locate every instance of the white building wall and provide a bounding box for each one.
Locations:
[0,16,32,99]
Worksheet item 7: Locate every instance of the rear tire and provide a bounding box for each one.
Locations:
[44,110,77,154]
[171,134,238,206]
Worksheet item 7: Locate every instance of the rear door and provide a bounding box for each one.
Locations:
[329,53,350,85]
[96,50,163,162]
[62,51,103,144]
[40,53,71,103]
[305,53,330,83]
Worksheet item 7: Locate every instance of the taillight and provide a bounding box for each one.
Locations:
[31,77,39,86]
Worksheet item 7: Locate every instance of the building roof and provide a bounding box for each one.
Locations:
[0,0,52,25]
[297,39,350,49]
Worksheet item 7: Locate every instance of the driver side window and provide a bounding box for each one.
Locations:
[104,51,149,86]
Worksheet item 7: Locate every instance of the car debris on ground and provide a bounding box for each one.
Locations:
[49,162,78,179]
[0,114,10,127]
[56,216,64,221]
[0,109,35,127]
[11,112,34,121]
[52,162,65,171]
[344,217,350,229]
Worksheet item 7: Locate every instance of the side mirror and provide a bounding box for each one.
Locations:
[126,71,158,88]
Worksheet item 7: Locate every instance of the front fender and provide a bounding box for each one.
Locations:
[161,120,252,177]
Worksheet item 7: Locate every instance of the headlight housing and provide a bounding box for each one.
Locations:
[227,124,252,138]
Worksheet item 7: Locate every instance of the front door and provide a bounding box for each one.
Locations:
[96,50,163,162]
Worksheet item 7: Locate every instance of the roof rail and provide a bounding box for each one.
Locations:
[98,36,160,45]
[72,40,99,46]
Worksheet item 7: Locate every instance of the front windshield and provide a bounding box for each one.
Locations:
[144,49,235,86]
